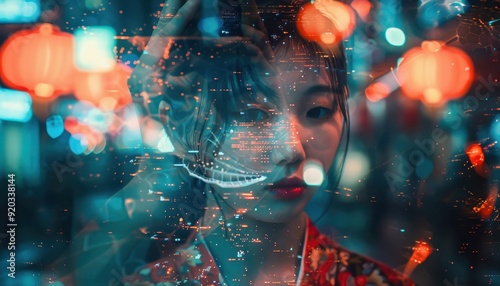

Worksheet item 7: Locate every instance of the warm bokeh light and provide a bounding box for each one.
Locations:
[297,0,356,45]
[0,23,75,98]
[365,81,391,102]
[404,241,432,276]
[64,116,106,155]
[411,241,432,264]
[339,150,370,186]
[397,41,474,105]
[466,143,485,167]
[473,184,498,219]
[466,143,490,178]
[350,0,372,22]
[74,63,133,111]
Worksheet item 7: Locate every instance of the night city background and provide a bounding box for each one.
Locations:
[1,0,500,285]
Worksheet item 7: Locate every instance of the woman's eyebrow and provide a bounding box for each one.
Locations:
[302,84,332,96]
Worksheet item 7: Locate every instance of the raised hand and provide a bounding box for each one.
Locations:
[128,0,279,157]
[128,0,203,106]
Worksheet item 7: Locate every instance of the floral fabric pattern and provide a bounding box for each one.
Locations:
[124,218,414,286]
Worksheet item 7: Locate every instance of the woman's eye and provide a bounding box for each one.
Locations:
[233,109,270,122]
[306,107,333,119]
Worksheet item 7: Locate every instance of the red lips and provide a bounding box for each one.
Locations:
[266,177,307,200]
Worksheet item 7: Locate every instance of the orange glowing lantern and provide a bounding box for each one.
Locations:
[404,241,432,276]
[466,143,491,177]
[466,143,485,167]
[74,63,133,111]
[297,0,356,45]
[397,41,474,105]
[0,24,75,98]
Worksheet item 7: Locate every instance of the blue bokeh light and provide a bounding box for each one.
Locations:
[46,115,64,139]
[198,17,223,37]
[0,88,33,122]
[69,134,88,155]
[0,0,40,23]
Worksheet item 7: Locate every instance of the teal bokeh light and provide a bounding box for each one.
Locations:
[198,17,223,37]
[0,0,40,23]
[69,134,87,155]
[490,116,500,141]
[46,115,64,139]
[0,88,32,123]
[75,26,116,72]
[385,27,406,46]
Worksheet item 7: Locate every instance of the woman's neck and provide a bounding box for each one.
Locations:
[200,192,307,284]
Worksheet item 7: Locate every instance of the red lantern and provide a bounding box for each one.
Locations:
[397,41,474,105]
[74,63,133,111]
[0,24,75,98]
[297,0,356,45]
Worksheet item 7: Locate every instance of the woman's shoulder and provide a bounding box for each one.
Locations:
[304,220,414,286]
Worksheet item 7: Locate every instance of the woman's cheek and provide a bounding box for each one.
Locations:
[302,124,341,165]
[223,128,274,164]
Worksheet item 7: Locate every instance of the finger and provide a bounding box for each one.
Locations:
[145,0,201,59]
[240,0,265,32]
[157,0,184,25]
[128,65,163,98]
[156,0,201,38]
[241,23,274,62]
[149,0,184,49]
[242,43,278,76]
[239,1,275,63]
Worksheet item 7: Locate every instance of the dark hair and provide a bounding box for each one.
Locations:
[129,0,350,238]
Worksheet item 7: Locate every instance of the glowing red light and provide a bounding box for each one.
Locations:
[397,41,474,105]
[297,0,356,45]
[0,24,76,98]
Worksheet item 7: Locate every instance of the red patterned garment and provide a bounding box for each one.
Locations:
[124,218,414,286]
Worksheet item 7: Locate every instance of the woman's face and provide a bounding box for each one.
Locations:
[208,51,344,223]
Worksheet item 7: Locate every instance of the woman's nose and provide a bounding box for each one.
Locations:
[270,119,306,167]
